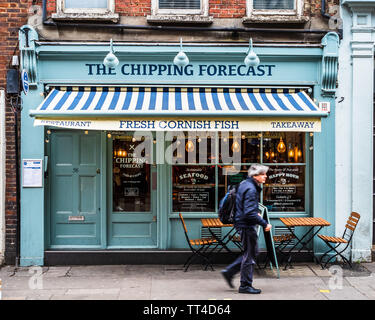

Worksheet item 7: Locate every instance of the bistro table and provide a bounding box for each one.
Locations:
[200,218,238,254]
[279,217,331,270]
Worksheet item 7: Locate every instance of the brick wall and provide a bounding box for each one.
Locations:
[43,0,340,18]
[0,0,31,265]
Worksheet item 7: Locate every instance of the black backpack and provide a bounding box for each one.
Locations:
[218,184,238,224]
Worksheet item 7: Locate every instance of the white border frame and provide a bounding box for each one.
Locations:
[22,159,43,188]
[151,0,209,16]
[53,0,118,21]
[58,0,114,15]
[247,0,303,17]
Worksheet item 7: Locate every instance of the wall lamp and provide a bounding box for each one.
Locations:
[244,38,260,68]
[103,38,119,68]
[173,38,189,67]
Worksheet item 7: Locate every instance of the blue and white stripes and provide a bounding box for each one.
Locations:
[33,87,322,116]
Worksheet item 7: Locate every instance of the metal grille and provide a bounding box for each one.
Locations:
[159,0,201,9]
[253,0,294,10]
[274,226,296,246]
[201,227,221,240]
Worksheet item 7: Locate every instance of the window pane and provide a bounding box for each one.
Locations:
[219,132,260,164]
[159,0,200,9]
[171,131,215,164]
[263,132,305,164]
[65,0,108,9]
[173,165,215,212]
[253,0,294,10]
[263,165,305,212]
[218,166,248,202]
[113,135,151,212]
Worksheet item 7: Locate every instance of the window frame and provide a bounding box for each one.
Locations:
[167,131,311,215]
[244,0,308,24]
[151,0,209,16]
[247,0,303,16]
[53,0,119,21]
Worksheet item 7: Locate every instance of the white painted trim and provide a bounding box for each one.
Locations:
[53,0,119,21]
[246,0,303,17]
[58,0,114,14]
[0,90,5,265]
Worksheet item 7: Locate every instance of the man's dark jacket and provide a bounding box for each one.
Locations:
[234,177,268,229]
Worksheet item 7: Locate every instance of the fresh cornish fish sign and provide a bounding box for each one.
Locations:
[33,118,321,132]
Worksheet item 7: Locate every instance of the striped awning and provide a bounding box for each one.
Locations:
[30,87,327,132]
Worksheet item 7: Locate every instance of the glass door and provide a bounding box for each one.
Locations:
[107,132,157,248]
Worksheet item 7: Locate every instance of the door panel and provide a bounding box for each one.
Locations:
[108,133,157,247]
[49,130,101,247]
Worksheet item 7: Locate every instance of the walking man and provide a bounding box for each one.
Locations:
[221,164,272,294]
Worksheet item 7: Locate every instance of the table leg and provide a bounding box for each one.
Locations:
[283,226,324,270]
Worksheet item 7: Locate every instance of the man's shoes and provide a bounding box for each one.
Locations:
[221,270,234,288]
[238,286,261,294]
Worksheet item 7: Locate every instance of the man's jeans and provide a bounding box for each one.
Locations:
[224,226,259,287]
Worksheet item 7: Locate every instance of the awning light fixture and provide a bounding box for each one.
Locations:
[244,38,260,68]
[173,38,189,68]
[103,39,119,68]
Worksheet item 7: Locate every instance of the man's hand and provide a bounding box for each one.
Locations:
[264,224,272,232]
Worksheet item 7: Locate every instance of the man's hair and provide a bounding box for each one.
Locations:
[248,164,269,177]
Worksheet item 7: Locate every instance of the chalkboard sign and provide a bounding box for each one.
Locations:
[257,204,280,278]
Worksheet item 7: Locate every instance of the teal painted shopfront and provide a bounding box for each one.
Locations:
[19,26,339,266]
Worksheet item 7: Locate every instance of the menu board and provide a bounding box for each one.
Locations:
[263,166,305,212]
[173,165,215,212]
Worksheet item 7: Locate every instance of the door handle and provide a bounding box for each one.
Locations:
[73,168,79,173]
[96,168,101,174]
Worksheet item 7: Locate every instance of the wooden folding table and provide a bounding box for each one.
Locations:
[279,217,331,270]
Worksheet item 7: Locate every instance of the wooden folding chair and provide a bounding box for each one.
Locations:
[318,212,360,269]
[273,233,296,264]
[179,213,217,272]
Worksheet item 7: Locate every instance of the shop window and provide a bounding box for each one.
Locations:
[172,165,216,212]
[147,0,212,24]
[52,0,119,22]
[112,135,152,212]
[244,0,308,24]
[262,132,305,164]
[171,131,308,214]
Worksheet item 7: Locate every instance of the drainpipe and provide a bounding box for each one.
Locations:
[321,0,331,19]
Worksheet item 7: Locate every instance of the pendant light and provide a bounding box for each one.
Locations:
[244,38,260,68]
[185,140,195,152]
[231,140,241,153]
[103,39,119,68]
[277,137,286,153]
[173,38,189,68]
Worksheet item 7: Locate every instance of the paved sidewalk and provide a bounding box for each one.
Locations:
[0,262,374,300]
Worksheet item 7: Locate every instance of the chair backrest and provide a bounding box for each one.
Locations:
[342,212,360,242]
[179,213,190,242]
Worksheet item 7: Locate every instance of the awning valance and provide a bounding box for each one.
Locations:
[30,87,327,132]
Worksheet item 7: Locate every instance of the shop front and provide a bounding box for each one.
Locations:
[19,26,339,266]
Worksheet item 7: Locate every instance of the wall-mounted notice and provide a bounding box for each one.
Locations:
[22,159,43,188]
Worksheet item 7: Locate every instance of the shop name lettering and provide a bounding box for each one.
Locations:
[85,63,276,77]
[271,121,315,129]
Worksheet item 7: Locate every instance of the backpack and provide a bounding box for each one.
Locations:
[218,184,238,224]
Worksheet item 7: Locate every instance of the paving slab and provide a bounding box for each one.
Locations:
[0,262,374,300]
